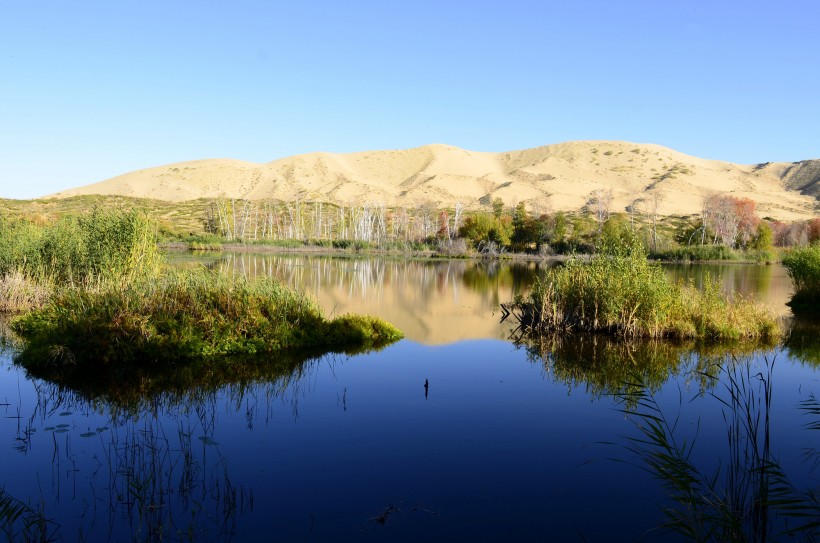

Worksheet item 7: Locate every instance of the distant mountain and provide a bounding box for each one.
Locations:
[48,141,819,220]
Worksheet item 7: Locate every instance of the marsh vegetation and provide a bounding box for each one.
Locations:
[504,239,780,341]
[0,249,818,540]
[782,245,820,312]
[1,209,402,379]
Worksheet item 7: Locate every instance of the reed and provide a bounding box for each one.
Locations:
[0,270,51,313]
[782,245,820,312]
[617,357,819,541]
[0,208,161,287]
[11,268,403,369]
[504,240,779,341]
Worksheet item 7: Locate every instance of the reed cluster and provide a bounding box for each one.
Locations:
[0,208,161,285]
[505,241,779,341]
[782,245,820,312]
[0,269,50,313]
[617,357,819,541]
[11,268,403,368]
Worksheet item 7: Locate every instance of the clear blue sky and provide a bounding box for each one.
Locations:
[1,0,818,200]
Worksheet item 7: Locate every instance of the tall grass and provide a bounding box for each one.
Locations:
[651,245,742,262]
[0,488,54,542]
[0,208,161,283]
[0,270,50,313]
[617,357,819,541]
[504,240,779,341]
[782,245,820,312]
[11,268,403,369]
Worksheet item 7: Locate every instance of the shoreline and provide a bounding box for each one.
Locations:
[161,242,773,265]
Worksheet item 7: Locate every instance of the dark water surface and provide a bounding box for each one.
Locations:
[1,255,817,541]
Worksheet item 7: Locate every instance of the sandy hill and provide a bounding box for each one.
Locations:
[49,141,819,220]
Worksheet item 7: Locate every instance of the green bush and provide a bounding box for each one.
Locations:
[0,208,161,284]
[11,269,403,367]
[782,245,820,312]
[506,240,779,341]
[651,245,740,262]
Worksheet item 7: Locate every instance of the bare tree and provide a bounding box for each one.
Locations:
[649,191,663,251]
[588,188,613,231]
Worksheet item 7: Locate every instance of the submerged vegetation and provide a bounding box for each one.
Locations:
[504,239,779,341]
[782,245,820,313]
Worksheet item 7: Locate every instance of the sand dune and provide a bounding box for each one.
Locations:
[49,141,819,220]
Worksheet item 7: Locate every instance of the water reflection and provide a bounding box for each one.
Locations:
[663,262,793,315]
[179,253,798,345]
[783,316,820,367]
[0,255,815,541]
[212,254,547,344]
[3,378,260,542]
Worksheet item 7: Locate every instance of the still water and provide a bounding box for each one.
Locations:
[1,254,817,541]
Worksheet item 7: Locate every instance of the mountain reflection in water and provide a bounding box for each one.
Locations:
[0,255,815,542]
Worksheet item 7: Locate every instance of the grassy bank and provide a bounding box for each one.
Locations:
[11,268,402,368]
[2,208,404,373]
[649,245,777,263]
[782,245,820,313]
[504,241,779,341]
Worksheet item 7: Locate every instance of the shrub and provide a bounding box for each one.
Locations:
[782,245,820,312]
[0,208,161,285]
[505,241,779,341]
[651,245,740,262]
[11,269,403,368]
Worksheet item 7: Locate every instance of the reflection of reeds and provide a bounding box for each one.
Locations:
[510,329,766,403]
[102,418,252,542]
[0,489,54,542]
[16,380,266,542]
[617,356,820,541]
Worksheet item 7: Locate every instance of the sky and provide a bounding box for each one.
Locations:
[1,0,818,200]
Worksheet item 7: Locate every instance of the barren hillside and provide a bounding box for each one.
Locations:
[48,141,820,220]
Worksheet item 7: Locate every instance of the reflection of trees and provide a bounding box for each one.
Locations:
[663,264,773,303]
[215,253,548,319]
[511,332,770,403]
[460,261,545,306]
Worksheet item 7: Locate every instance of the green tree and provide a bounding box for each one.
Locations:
[459,212,512,248]
[511,203,532,251]
[492,197,505,219]
[749,222,774,251]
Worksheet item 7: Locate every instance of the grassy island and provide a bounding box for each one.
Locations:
[504,240,779,341]
[11,269,403,367]
[1,209,403,374]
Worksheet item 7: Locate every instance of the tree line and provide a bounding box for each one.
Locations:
[202,193,819,254]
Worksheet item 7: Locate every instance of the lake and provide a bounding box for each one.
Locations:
[1,254,817,542]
